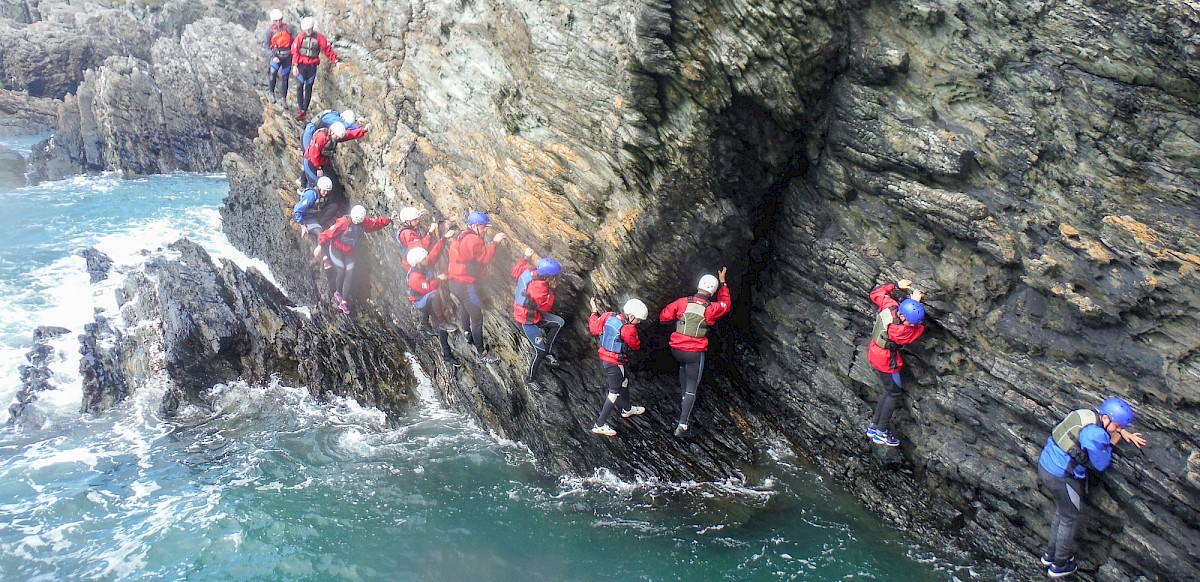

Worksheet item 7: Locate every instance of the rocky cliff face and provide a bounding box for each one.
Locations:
[204,0,1199,579]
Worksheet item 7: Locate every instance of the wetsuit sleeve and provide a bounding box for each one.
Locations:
[342,126,366,141]
[659,297,684,323]
[870,284,900,310]
[364,217,391,232]
[589,312,606,336]
[706,286,733,323]
[621,323,642,351]
[319,33,338,62]
[887,322,925,347]
[511,257,530,280]
[1080,425,1114,473]
[293,191,316,224]
[318,218,348,245]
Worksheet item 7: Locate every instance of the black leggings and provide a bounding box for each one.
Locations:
[870,370,904,432]
[449,281,485,354]
[671,348,705,427]
[329,246,356,300]
[268,54,292,99]
[296,64,318,111]
[1039,465,1084,565]
[594,361,630,427]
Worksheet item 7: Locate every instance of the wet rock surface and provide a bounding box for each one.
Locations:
[73,238,416,419]
[219,0,1199,579]
[8,325,72,426]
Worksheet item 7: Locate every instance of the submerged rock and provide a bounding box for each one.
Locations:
[80,247,113,283]
[8,325,72,426]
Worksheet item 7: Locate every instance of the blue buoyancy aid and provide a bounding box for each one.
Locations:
[600,314,626,354]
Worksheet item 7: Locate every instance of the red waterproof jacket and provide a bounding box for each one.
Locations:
[658,285,732,352]
[447,229,497,284]
[398,225,433,252]
[511,258,555,324]
[407,269,439,302]
[589,311,642,365]
[318,215,390,255]
[291,31,338,67]
[305,126,367,171]
[867,283,925,373]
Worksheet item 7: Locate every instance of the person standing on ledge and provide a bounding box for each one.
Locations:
[1038,397,1147,578]
[864,278,926,447]
[447,210,505,364]
[658,267,731,438]
[316,205,390,315]
[293,176,339,270]
[588,297,648,437]
[262,9,293,106]
[511,248,563,391]
[290,16,338,119]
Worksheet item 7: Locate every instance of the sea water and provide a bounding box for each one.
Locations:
[0,136,975,581]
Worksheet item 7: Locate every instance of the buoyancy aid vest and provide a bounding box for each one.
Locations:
[269,23,292,52]
[298,32,321,59]
[676,296,710,338]
[319,128,338,157]
[312,110,335,131]
[871,306,901,369]
[514,269,537,324]
[339,221,364,249]
[406,264,431,302]
[1051,409,1099,472]
[600,315,626,356]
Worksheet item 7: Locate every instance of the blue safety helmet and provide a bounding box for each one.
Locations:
[898,299,925,325]
[466,210,489,226]
[536,258,561,277]
[1099,397,1135,427]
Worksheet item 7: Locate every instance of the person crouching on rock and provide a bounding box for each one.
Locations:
[316,205,390,315]
[302,121,367,189]
[302,109,361,161]
[658,267,731,438]
[1038,397,1147,578]
[447,211,505,364]
[864,279,926,447]
[293,176,340,270]
[588,297,648,437]
[290,16,338,119]
[262,9,293,105]
[512,248,563,391]
[406,247,460,367]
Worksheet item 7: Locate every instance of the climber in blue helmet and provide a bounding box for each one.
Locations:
[864,279,927,447]
[512,248,564,391]
[1038,397,1148,577]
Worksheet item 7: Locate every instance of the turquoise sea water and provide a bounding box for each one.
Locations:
[0,137,971,581]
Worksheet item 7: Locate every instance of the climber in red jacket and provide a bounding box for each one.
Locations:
[658,267,732,437]
[290,16,339,118]
[447,210,505,363]
[511,249,563,391]
[301,121,367,188]
[315,205,389,315]
[864,279,926,447]
[588,297,648,437]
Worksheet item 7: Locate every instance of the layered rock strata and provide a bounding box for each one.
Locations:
[219,0,1199,579]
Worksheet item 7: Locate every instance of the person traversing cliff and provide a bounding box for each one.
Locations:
[302,121,367,189]
[1038,397,1147,578]
[588,297,648,437]
[512,248,563,391]
[863,279,926,447]
[658,268,731,438]
[316,205,390,315]
[406,246,460,367]
[293,176,340,270]
[447,211,505,364]
[290,16,338,119]
[302,109,360,158]
[395,206,445,266]
[262,9,293,106]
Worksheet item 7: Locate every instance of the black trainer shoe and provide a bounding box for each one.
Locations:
[1047,560,1077,578]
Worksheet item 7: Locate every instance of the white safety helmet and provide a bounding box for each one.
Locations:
[316,176,333,191]
[270,9,283,21]
[341,110,356,125]
[399,207,420,223]
[406,247,428,267]
[349,205,367,224]
[300,16,314,31]
[623,299,649,321]
[697,274,719,294]
[329,122,347,139]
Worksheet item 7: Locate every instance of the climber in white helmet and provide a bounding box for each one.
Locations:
[588,297,650,437]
